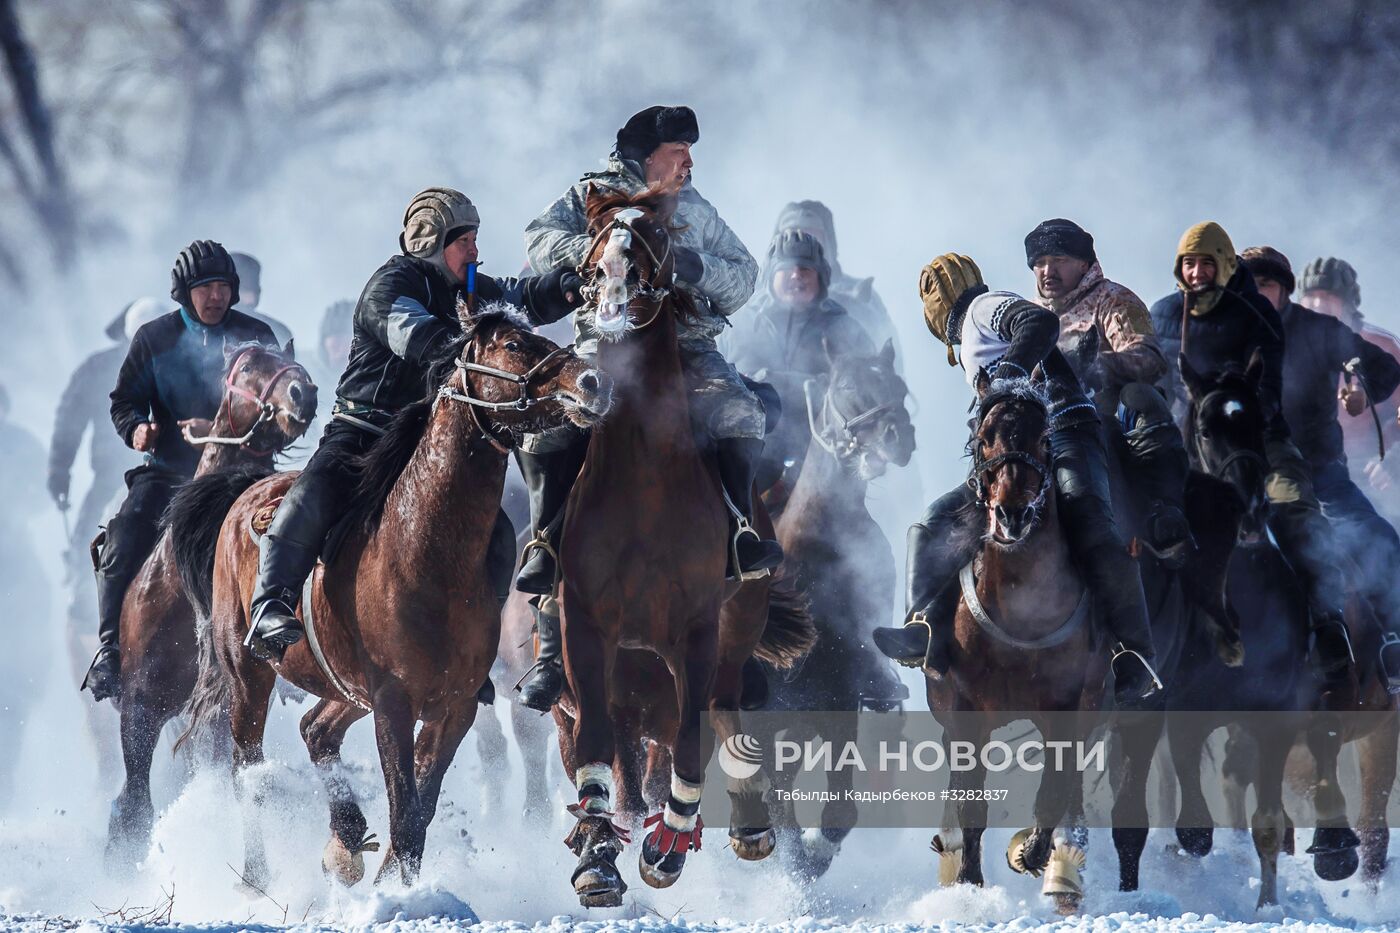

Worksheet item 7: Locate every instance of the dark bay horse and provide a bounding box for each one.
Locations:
[176,309,609,888]
[767,340,915,879]
[925,370,1107,915]
[105,340,314,870]
[556,187,815,905]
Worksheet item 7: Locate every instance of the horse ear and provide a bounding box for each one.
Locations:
[282,338,295,359]
[222,336,237,363]
[879,339,895,368]
[1245,347,1265,390]
[1179,354,1208,400]
[974,367,992,399]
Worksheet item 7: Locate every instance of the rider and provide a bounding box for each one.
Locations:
[872,254,1162,706]
[84,242,278,700]
[244,187,584,660]
[752,200,899,363]
[1298,257,1400,522]
[1025,218,1192,566]
[515,104,780,710]
[1243,246,1400,691]
[727,230,875,492]
[230,251,294,346]
[1150,221,1356,686]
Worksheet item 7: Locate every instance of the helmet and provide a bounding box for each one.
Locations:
[919,254,986,366]
[123,297,168,340]
[171,240,240,309]
[400,188,480,263]
[1299,257,1360,309]
[766,229,831,300]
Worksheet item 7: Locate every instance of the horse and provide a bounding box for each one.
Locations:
[924,369,1108,915]
[104,339,315,871]
[765,340,915,879]
[554,185,815,906]
[175,308,610,889]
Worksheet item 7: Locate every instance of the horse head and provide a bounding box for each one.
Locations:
[579,184,697,340]
[811,338,915,479]
[1181,350,1270,536]
[443,305,611,444]
[970,368,1053,548]
[216,339,317,454]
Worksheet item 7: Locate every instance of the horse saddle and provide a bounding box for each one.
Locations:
[248,496,356,566]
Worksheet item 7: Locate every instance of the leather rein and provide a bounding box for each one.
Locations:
[576,209,674,332]
[186,345,311,457]
[436,341,578,455]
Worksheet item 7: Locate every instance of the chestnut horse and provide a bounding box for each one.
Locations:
[925,371,1108,915]
[767,340,915,879]
[556,187,815,905]
[105,339,314,871]
[176,309,609,888]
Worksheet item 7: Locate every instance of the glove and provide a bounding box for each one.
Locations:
[48,472,69,510]
[560,271,585,306]
[672,246,703,285]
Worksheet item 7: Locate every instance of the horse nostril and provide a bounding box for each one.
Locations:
[579,372,599,395]
[289,383,303,405]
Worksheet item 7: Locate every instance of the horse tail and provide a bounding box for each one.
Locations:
[174,601,231,754]
[753,566,817,670]
[166,465,271,619]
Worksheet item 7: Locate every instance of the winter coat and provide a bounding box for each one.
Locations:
[1280,300,1400,470]
[523,155,758,355]
[49,344,140,498]
[1150,265,1287,437]
[727,298,875,386]
[110,309,277,477]
[1033,262,1165,413]
[334,254,576,415]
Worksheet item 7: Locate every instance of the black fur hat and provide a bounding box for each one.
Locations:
[615,105,699,163]
[1024,218,1096,268]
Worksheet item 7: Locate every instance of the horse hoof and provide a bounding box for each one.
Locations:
[574,865,627,907]
[322,834,369,887]
[639,848,687,889]
[1313,847,1359,882]
[1176,826,1213,858]
[1042,841,1086,912]
[1006,828,1042,877]
[729,827,775,861]
[932,831,964,887]
[1306,825,1361,855]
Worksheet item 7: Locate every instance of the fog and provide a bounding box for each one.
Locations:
[1,1,1398,926]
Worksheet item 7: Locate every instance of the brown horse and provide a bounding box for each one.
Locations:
[555,187,814,906]
[926,371,1108,914]
[105,339,314,871]
[176,309,609,889]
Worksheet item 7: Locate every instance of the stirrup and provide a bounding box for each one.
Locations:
[730,518,772,582]
[1111,645,1164,692]
[1379,632,1400,695]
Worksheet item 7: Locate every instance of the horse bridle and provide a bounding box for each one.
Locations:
[435,340,578,453]
[1190,389,1269,486]
[803,377,899,459]
[967,397,1051,507]
[187,345,311,456]
[576,209,674,329]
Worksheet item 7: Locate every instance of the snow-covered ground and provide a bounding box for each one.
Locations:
[1,688,1396,933]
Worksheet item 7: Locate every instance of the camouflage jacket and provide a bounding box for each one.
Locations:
[524,155,758,355]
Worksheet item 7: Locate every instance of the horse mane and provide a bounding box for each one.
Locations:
[582,183,703,327]
[344,307,516,535]
[966,375,1051,456]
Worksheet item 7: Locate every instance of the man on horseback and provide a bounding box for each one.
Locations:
[1150,222,1356,686]
[726,229,875,493]
[1242,246,1400,691]
[1025,219,1193,567]
[872,254,1162,706]
[244,187,585,660]
[83,241,278,700]
[515,105,780,708]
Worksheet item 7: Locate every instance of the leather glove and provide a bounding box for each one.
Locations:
[672,246,703,285]
[48,472,69,510]
[560,271,585,306]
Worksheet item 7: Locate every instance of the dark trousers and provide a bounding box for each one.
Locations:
[1314,459,1400,636]
[95,466,181,647]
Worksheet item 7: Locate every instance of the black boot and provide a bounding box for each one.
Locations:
[1120,383,1194,569]
[716,437,783,580]
[517,599,563,712]
[83,517,143,702]
[874,576,961,675]
[1310,611,1356,688]
[1111,643,1164,709]
[246,472,340,662]
[1380,632,1400,695]
[515,446,585,596]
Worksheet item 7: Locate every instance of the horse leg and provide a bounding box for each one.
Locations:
[638,624,717,889]
[511,697,554,826]
[229,652,278,893]
[472,698,510,815]
[1112,711,1163,892]
[612,705,648,825]
[935,720,989,887]
[300,698,372,886]
[801,716,858,880]
[415,700,480,830]
[371,686,425,886]
[105,685,173,873]
[1017,721,1086,914]
[1250,727,1292,909]
[1168,715,1215,857]
[560,604,625,907]
[1220,724,1256,830]
[1357,719,1397,888]
[1305,714,1361,881]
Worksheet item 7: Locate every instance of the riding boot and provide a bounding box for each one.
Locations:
[83,518,135,702]
[874,485,979,670]
[515,444,586,596]
[1051,418,1163,707]
[246,470,342,662]
[716,437,784,580]
[517,598,563,712]
[1267,500,1356,686]
[1119,382,1194,569]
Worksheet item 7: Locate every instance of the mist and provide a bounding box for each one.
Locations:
[2,1,1399,927]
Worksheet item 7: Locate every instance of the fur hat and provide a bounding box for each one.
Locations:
[1240,246,1295,295]
[1024,218,1096,267]
[400,188,480,278]
[615,106,699,163]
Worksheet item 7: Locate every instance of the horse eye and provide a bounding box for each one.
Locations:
[505,340,522,352]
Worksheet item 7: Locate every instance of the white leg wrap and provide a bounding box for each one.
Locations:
[664,773,704,831]
[576,761,613,806]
